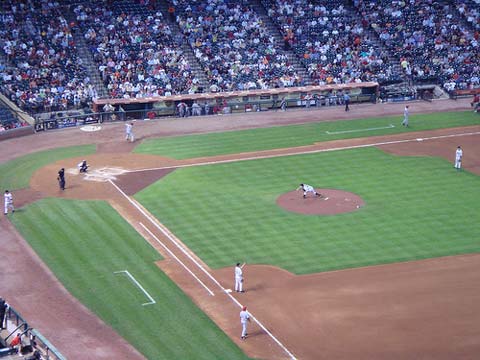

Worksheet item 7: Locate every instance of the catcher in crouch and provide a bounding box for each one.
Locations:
[297,183,322,198]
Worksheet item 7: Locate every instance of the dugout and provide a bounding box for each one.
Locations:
[92,82,379,119]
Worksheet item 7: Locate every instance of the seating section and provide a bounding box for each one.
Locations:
[174,0,303,91]
[354,0,479,91]
[74,0,201,98]
[454,1,480,30]
[0,0,479,114]
[0,104,27,131]
[0,0,93,113]
[261,0,398,85]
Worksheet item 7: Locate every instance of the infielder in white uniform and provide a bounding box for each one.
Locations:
[297,184,322,198]
[402,105,409,127]
[4,190,14,215]
[239,306,251,339]
[235,262,245,292]
[454,145,463,170]
[125,122,135,142]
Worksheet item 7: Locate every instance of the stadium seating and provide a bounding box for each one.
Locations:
[260,0,399,85]
[354,0,479,91]
[0,0,92,113]
[0,0,478,114]
[173,0,304,90]
[74,0,201,98]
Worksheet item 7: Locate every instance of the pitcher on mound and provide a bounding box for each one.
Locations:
[297,183,322,199]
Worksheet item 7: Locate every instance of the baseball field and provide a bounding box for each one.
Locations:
[1,99,480,359]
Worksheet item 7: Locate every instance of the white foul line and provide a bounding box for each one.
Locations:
[128,130,480,173]
[114,270,156,306]
[325,124,395,134]
[108,179,297,360]
[139,222,215,296]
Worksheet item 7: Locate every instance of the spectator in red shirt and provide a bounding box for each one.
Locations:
[10,332,21,351]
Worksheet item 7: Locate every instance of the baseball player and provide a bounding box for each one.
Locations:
[78,160,89,173]
[57,168,66,190]
[125,122,135,142]
[4,190,14,215]
[239,306,251,339]
[402,105,409,127]
[235,262,245,293]
[297,184,322,198]
[454,145,463,170]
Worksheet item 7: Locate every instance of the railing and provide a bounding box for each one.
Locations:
[2,304,65,360]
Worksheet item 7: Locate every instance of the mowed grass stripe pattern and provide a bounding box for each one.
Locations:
[12,199,250,360]
[135,148,480,274]
[134,111,479,159]
[0,145,96,190]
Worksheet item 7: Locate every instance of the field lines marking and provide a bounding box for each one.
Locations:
[108,180,297,360]
[325,124,395,134]
[130,130,480,173]
[108,180,215,296]
[139,222,215,296]
[114,270,156,306]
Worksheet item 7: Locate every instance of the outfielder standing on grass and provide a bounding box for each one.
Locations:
[239,306,251,340]
[235,262,245,293]
[297,184,322,199]
[454,145,463,170]
[4,190,14,215]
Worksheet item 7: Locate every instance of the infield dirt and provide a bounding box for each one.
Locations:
[1,98,480,359]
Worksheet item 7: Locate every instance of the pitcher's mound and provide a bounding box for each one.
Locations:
[277,189,365,215]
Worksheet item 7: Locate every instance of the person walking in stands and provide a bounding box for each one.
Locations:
[402,105,409,127]
[4,190,14,215]
[239,306,251,340]
[168,4,176,22]
[344,92,350,111]
[125,122,135,142]
[57,168,66,190]
[235,262,246,293]
[0,298,7,329]
[454,145,463,170]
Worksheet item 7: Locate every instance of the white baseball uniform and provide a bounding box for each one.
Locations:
[239,309,250,338]
[301,184,320,198]
[125,123,134,142]
[455,147,463,169]
[235,264,244,292]
[402,106,409,126]
[4,191,14,215]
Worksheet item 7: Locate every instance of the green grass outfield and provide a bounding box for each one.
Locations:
[134,111,479,159]
[0,145,96,190]
[5,110,480,358]
[11,199,250,360]
[135,147,480,274]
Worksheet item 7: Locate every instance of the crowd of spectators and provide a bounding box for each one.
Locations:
[354,0,479,92]
[174,0,304,91]
[0,0,479,116]
[262,0,398,85]
[0,0,96,113]
[74,0,201,99]
[454,1,480,30]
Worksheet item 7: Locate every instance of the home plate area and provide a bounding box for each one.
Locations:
[81,167,129,182]
[277,188,365,215]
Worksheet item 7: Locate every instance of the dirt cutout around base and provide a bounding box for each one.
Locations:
[277,188,364,215]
